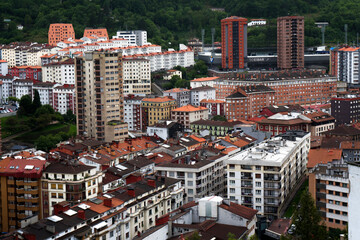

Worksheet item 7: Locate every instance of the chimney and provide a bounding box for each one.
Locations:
[147,179,156,188]
[46,225,56,234]
[104,198,112,207]
[53,201,70,215]
[128,187,136,197]
[78,210,86,220]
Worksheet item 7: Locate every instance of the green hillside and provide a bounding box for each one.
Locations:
[0,0,358,48]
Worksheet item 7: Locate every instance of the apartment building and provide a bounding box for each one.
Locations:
[76,51,127,142]
[0,157,46,232]
[225,85,276,120]
[124,95,143,132]
[112,30,149,46]
[0,60,8,75]
[348,162,360,239]
[48,23,76,46]
[41,161,103,217]
[304,111,335,136]
[200,99,225,116]
[277,16,304,69]
[221,16,248,69]
[9,66,42,81]
[164,69,182,80]
[142,196,258,239]
[190,119,246,136]
[147,121,184,140]
[33,82,55,105]
[15,176,183,240]
[225,131,310,219]
[331,47,360,85]
[12,79,33,100]
[331,95,360,125]
[190,86,216,106]
[123,58,151,95]
[309,162,349,230]
[83,28,109,39]
[0,75,15,102]
[163,88,191,107]
[53,84,75,114]
[171,104,209,128]
[141,97,176,129]
[42,58,75,85]
[191,74,337,105]
[155,150,227,202]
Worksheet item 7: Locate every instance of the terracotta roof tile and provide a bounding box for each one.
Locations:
[219,202,257,219]
[172,104,207,112]
[307,148,342,168]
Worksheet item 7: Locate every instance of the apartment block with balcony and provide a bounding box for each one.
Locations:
[163,88,191,107]
[171,104,209,129]
[309,162,349,230]
[41,162,103,218]
[124,95,143,132]
[155,150,227,203]
[15,176,183,240]
[75,51,126,142]
[0,157,46,233]
[225,131,310,220]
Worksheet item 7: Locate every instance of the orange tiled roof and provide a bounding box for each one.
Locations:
[191,77,219,82]
[82,196,124,213]
[307,148,342,168]
[164,88,190,93]
[172,104,208,112]
[200,99,225,104]
[222,147,238,155]
[0,60,7,63]
[142,96,175,103]
[189,135,206,143]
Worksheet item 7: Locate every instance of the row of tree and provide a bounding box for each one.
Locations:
[0,0,358,47]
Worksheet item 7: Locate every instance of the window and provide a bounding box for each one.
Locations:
[256,206,261,211]
[342,183,348,188]
[256,174,261,179]
[343,193,348,197]
[58,184,63,190]
[229,164,235,169]
[229,172,235,177]
[328,190,333,195]
[343,202,348,207]
[328,218,333,222]
[187,173,193,178]
[335,201,340,205]
[256,190,261,195]
[51,184,56,189]
[230,188,235,193]
[187,181,193,187]
[51,193,56,198]
[256,198,261,203]
[188,189,193,194]
[110,231,114,238]
[229,180,235,185]
[329,209,333,213]
[58,193,63,199]
[169,172,175,177]
[256,182,261,187]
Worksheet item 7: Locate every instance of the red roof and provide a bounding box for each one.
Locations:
[219,202,257,220]
[172,104,207,112]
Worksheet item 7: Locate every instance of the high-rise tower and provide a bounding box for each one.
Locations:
[277,16,305,69]
[221,16,248,70]
[75,51,128,142]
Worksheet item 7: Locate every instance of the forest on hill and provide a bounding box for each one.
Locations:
[0,0,359,48]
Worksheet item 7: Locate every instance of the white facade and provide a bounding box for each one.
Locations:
[42,60,75,85]
[112,30,149,46]
[190,86,216,106]
[0,76,15,102]
[337,48,360,85]
[248,19,267,27]
[123,58,151,95]
[225,131,310,219]
[53,85,75,114]
[124,96,143,131]
[12,79,33,100]
[1,45,53,67]
[0,61,8,75]
[147,126,170,141]
[33,83,56,105]
[348,163,360,240]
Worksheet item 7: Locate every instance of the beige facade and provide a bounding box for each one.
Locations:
[123,58,151,95]
[171,104,209,128]
[76,51,127,142]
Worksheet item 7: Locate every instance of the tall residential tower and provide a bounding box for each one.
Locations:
[221,16,248,70]
[277,16,304,69]
[75,51,128,142]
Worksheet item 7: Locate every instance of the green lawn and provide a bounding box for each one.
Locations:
[283,179,309,218]
[14,123,75,144]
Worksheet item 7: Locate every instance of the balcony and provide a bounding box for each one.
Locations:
[17,213,26,219]
[317,201,326,209]
[316,192,326,199]
[9,212,16,218]
[7,179,15,185]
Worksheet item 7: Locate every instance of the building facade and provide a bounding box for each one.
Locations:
[123,58,151,95]
[48,23,76,46]
[42,58,75,85]
[141,97,176,129]
[83,28,109,39]
[331,96,360,125]
[171,104,209,128]
[53,85,76,114]
[124,95,143,132]
[225,131,310,220]
[190,86,216,106]
[277,16,304,69]
[221,16,248,69]
[200,99,225,117]
[75,51,126,142]
[225,85,275,120]
[9,66,42,81]
[163,88,191,107]
[309,162,349,230]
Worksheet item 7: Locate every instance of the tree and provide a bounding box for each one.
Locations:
[227,233,237,240]
[17,95,33,116]
[7,96,19,102]
[292,189,328,240]
[186,231,200,240]
[213,115,227,122]
[34,104,55,117]
[32,89,42,111]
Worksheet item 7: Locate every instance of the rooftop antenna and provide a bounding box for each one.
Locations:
[201,29,205,51]
[345,24,348,45]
